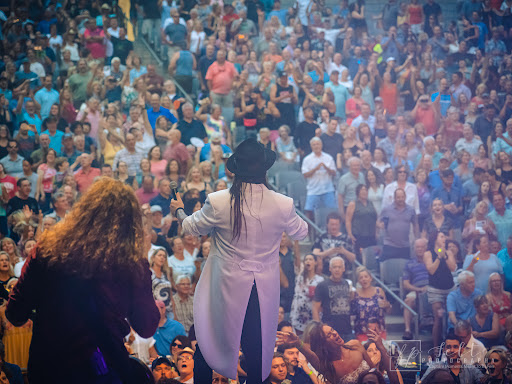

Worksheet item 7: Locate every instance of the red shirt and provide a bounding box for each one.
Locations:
[0,175,17,199]
[74,167,101,193]
[415,107,437,136]
[135,188,159,205]
[84,27,106,59]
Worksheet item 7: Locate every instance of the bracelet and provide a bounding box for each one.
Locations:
[308,371,313,376]
[175,207,185,215]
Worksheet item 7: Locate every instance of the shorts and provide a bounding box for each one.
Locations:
[304,192,337,211]
[427,286,453,305]
[405,291,417,301]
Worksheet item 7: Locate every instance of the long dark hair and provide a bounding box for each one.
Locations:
[308,322,354,384]
[229,176,270,241]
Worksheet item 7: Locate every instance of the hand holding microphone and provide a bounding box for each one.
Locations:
[169,180,185,216]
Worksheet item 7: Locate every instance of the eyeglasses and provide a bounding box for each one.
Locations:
[177,355,193,362]
[171,342,184,349]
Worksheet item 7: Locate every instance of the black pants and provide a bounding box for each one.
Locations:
[194,282,262,384]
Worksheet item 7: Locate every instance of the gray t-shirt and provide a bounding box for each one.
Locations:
[379,203,416,248]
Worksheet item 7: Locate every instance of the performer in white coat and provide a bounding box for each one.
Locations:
[170,138,308,383]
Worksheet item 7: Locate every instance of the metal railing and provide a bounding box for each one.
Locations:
[277,184,421,339]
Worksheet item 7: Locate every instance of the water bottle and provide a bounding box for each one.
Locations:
[415,372,421,384]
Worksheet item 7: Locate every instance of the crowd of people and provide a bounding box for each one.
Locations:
[2,0,512,383]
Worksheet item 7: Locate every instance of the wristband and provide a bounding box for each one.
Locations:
[308,371,313,376]
[175,207,185,215]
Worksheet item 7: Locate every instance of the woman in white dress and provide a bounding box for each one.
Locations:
[289,253,324,334]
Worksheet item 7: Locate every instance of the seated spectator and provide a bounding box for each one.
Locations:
[176,347,194,384]
[153,300,186,357]
[151,356,176,382]
[263,353,288,384]
[421,331,484,383]
[454,320,487,367]
[469,295,500,349]
[447,271,482,328]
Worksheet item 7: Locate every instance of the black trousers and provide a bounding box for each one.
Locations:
[194,282,262,384]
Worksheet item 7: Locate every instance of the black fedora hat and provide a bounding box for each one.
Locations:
[226,138,276,180]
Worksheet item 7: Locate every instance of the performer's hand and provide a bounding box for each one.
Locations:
[170,192,185,216]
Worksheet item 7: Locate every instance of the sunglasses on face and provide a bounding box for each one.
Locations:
[172,342,184,349]
[178,355,193,362]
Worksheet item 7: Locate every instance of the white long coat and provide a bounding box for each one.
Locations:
[182,185,308,380]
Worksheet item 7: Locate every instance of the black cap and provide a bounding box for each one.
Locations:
[151,356,172,371]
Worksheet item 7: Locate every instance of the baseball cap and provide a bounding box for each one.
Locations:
[386,57,395,63]
[276,69,286,77]
[177,347,195,357]
[63,133,73,139]
[151,356,172,371]
[150,205,163,214]
[374,96,383,102]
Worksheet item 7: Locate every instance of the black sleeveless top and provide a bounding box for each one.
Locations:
[428,249,454,290]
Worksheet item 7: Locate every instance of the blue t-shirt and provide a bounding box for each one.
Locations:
[497,248,512,292]
[431,93,451,116]
[146,107,178,133]
[41,129,64,152]
[462,253,503,292]
[447,287,483,328]
[153,317,186,355]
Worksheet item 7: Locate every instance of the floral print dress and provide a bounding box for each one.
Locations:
[289,263,324,332]
[351,288,386,337]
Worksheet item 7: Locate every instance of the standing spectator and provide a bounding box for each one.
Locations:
[351,266,390,342]
[301,137,337,224]
[312,212,356,275]
[320,118,344,163]
[295,107,319,157]
[345,184,377,259]
[36,149,58,212]
[146,93,178,134]
[424,230,457,347]
[312,257,353,340]
[488,193,512,248]
[279,234,298,318]
[34,75,59,120]
[379,188,419,260]
[172,275,194,334]
[337,157,365,219]
[111,28,134,65]
[289,252,324,334]
[163,9,188,63]
[432,169,463,232]
[270,70,298,134]
[73,153,100,194]
[464,234,504,292]
[412,95,439,137]
[0,140,24,179]
[112,133,145,177]
[150,178,173,217]
[449,72,472,104]
[67,59,92,108]
[402,238,429,340]
[198,45,216,93]
[83,19,106,60]
[447,271,482,328]
[474,104,497,150]
[176,103,208,146]
[169,45,196,97]
[324,70,350,120]
[423,0,442,27]
[383,165,420,213]
[205,50,238,118]
[497,235,512,292]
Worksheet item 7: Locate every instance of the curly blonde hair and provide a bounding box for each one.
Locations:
[38,178,145,278]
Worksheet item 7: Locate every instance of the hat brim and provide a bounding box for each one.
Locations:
[226,143,276,177]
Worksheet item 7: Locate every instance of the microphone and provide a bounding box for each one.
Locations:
[170,180,179,200]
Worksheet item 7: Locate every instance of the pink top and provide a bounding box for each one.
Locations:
[76,109,100,139]
[37,164,57,194]
[205,61,237,95]
[150,159,168,181]
[84,28,106,59]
